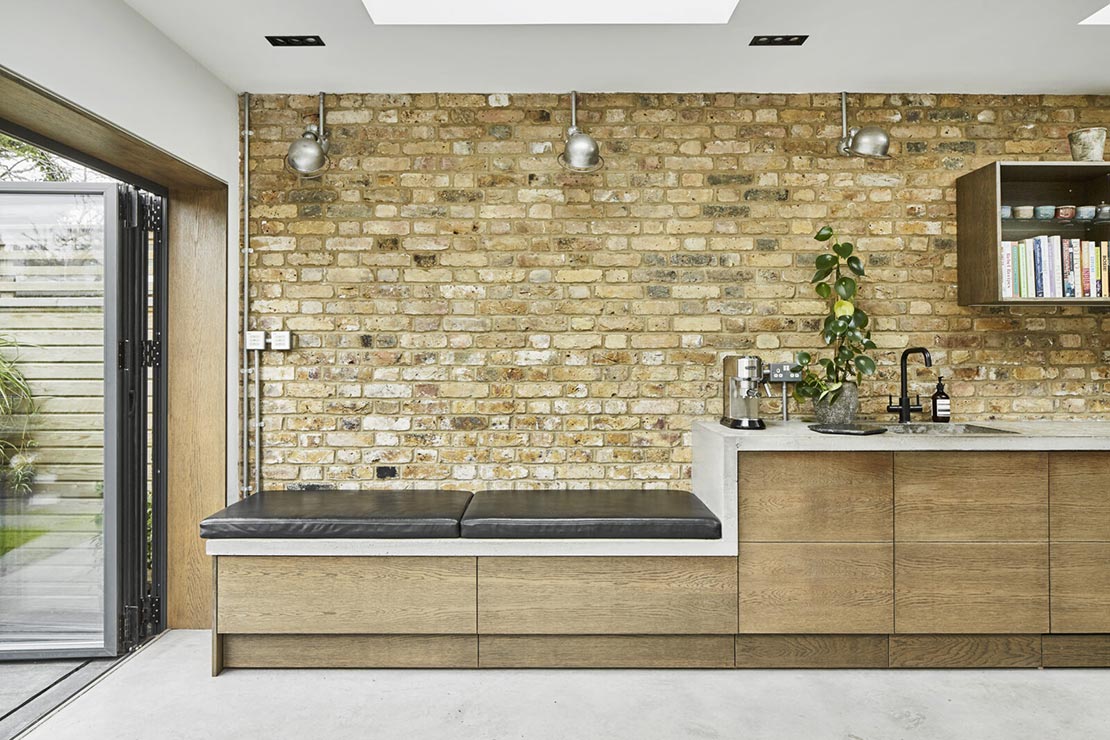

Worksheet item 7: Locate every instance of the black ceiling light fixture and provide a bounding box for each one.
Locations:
[749,35,808,46]
[265,35,325,47]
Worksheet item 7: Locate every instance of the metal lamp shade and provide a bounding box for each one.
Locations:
[559,129,603,172]
[286,130,330,178]
[841,125,892,159]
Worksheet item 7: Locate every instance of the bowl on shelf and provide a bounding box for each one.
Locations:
[1055,205,1077,220]
[1000,205,1013,219]
[1034,205,1056,220]
[1076,205,1097,222]
[1097,204,1110,221]
[1012,205,1034,219]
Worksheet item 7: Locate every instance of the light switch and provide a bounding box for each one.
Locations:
[268,331,292,351]
[244,331,266,350]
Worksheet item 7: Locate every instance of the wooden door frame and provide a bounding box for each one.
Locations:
[0,66,228,629]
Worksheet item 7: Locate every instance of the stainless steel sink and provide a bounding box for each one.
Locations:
[885,423,1018,435]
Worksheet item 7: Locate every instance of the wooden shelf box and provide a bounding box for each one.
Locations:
[956,161,1110,306]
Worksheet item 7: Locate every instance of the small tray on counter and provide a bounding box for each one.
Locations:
[808,423,888,436]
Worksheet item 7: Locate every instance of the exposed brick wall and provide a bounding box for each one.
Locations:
[245,92,1110,490]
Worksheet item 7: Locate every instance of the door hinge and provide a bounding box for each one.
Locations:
[141,193,162,232]
[141,339,161,368]
[142,595,162,632]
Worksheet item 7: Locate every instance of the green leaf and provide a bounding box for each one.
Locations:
[863,338,878,350]
[855,354,877,375]
[833,241,853,259]
[833,299,854,318]
[847,255,866,276]
[815,282,832,299]
[795,351,811,366]
[834,276,856,300]
[822,329,835,345]
[837,345,855,362]
[811,268,833,284]
[814,225,834,242]
[815,254,838,271]
[849,309,869,330]
[831,318,849,336]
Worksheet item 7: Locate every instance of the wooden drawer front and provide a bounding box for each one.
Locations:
[888,635,1041,668]
[477,557,738,635]
[735,635,889,668]
[894,452,1048,542]
[739,452,892,542]
[738,544,893,634]
[1050,452,1110,541]
[217,556,477,634]
[895,543,1049,634]
[478,635,734,668]
[223,634,478,668]
[1050,543,1110,633]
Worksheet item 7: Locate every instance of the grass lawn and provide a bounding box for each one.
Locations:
[0,526,47,556]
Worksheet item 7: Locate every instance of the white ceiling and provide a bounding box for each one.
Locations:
[123,0,1110,94]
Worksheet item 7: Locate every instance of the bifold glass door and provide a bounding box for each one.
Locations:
[0,182,164,658]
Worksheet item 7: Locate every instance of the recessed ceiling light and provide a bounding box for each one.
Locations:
[1080,3,1110,23]
[749,35,808,46]
[265,35,325,47]
[361,0,742,25]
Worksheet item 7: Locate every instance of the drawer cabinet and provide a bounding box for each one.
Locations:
[894,452,1048,542]
[1050,452,1110,541]
[477,557,738,635]
[216,556,477,634]
[739,543,893,634]
[895,543,1049,634]
[739,452,892,542]
[1051,543,1110,632]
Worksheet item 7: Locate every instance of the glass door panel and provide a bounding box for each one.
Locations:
[0,184,118,657]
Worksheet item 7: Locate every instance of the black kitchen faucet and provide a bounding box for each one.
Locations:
[887,347,933,423]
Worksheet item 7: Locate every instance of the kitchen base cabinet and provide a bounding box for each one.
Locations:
[477,557,738,635]
[479,635,734,668]
[739,544,893,634]
[1050,543,1110,633]
[1042,635,1110,667]
[895,543,1049,634]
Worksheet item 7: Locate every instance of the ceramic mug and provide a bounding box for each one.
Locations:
[1012,205,1034,219]
[1097,204,1110,221]
[1056,205,1077,220]
[1034,205,1056,220]
[1000,205,1013,219]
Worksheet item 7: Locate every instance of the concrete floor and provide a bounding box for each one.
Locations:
[20,630,1110,740]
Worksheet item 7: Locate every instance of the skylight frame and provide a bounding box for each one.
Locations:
[360,0,742,26]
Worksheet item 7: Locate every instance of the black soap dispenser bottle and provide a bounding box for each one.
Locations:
[931,376,951,423]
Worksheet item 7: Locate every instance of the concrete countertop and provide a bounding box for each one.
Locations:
[692,419,1110,452]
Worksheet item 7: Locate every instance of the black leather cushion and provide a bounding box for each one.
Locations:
[460,489,721,539]
[199,489,473,539]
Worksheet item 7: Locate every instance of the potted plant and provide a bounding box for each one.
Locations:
[0,335,36,500]
[791,225,877,424]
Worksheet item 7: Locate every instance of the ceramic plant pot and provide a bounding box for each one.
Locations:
[1069,127,1107,162]
[812,382,860,425]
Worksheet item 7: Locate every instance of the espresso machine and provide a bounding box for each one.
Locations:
[721,355,772,430]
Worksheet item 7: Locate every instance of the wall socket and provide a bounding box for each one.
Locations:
[768,362,803,383]
[244,331,266,350]
[268,331,292,351]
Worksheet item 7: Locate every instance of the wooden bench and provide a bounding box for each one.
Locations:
[202,488,733,673]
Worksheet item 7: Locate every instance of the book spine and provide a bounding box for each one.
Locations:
[1001,241,1013,299]
[1072,239,1082,297]
[1033,237,1044,298]
[1044,236,1056,298]
[1082,241,1092,297]
[1052,235,1064,298]
[1024,239,1035,298]
[1102,241,1109,299]
[1063,240,1074,297]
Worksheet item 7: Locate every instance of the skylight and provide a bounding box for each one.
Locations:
[1080,3,1110,24]
[360,0,742,25]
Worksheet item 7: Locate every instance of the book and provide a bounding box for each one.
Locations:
[1050,235,1064,298]
[1071,239,1082,297]
[1000,241,1014,299]
[1102,241,1109,299]
[1032,237,1044,298]
[1063,240,1075,297]
[1024,238,1035,298]
[1081,241,1093,297]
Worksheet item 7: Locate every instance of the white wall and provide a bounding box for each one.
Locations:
[0,0,241,505]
